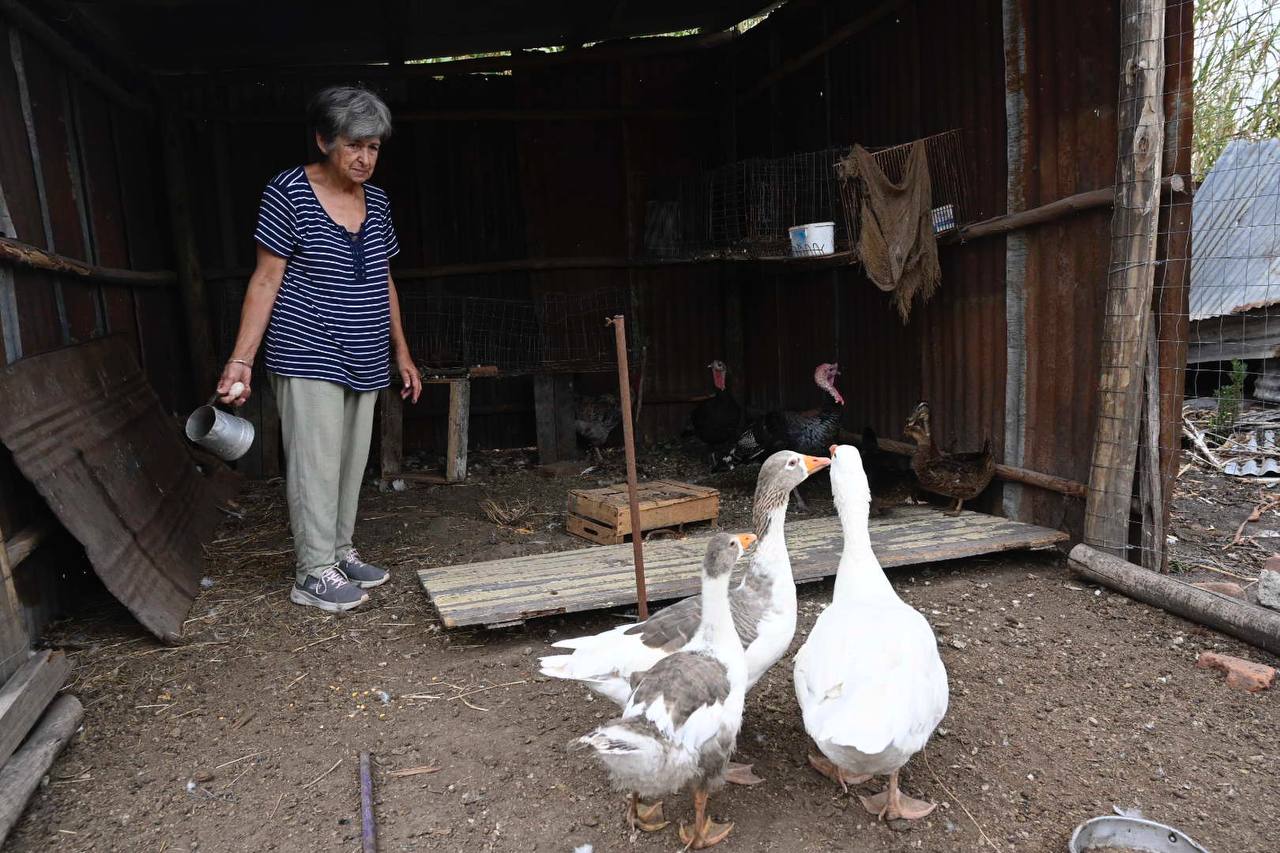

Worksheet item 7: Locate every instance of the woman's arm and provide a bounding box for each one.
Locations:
[215,245,287,406]
[388,272,422,403]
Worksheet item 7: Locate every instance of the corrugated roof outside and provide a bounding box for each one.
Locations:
[1190,138,1280,321]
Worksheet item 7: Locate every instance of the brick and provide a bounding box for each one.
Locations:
[1195,652,1276,693]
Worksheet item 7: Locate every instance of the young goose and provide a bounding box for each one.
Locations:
[541,450,830,783]
[793,444,949,821]
[574,532,755,848]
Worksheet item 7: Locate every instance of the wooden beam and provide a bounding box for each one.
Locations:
[4,517,53,572]
[876,437,1087,498]
[153,29,737,79]
[0,650,70,769]
[1084,0,1167,558]
[735,0,906,106]
[0,0,149,111]
[445,380,470,483]
[0,236,176,288]
[1070,544,1280,656]
[202,106,711,125]
[0,693,83,847]
[160,114,218,394]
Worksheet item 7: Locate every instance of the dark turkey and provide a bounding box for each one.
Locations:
[720,363,844,470]
[690,360,745,465]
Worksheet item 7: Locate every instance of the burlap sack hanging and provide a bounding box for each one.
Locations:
[850,141,941,323]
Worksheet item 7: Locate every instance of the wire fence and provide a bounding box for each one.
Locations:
[1087,0,1280,585]
[212,282,632,377]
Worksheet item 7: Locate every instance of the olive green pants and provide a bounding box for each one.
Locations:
[269,374,378,584]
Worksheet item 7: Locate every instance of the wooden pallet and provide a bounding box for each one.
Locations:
[418,505,1069,629]
[566,480,720,544]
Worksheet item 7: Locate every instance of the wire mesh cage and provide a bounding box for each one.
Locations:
[402,287,633,375]
[643,148,849,259]
[835,129,975,248]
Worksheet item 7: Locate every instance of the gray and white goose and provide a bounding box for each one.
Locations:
[540,449,830,783]
[573,532,755,849]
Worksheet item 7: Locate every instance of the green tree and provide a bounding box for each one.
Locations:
[1194,0,1280,179]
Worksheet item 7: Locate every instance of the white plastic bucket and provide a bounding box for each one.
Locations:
[788,221,835,257]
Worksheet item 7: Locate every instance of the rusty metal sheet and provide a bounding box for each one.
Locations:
[0,335,238,641]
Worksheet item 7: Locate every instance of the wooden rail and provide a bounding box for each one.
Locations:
[876,437,1087,499]
[0,236,176,288]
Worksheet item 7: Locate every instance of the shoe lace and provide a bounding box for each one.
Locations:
[344,548,364,565]
[318,564,349,590]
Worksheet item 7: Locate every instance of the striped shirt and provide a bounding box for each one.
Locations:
[255,166,399,391]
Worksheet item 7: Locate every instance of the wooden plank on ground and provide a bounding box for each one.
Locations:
[0,693,82,846]
[418,505,1068,629]
[0,649,69,768]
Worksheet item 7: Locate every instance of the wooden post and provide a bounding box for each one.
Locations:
[379,388,403,481]
[1070,544,1280,657]
[1084,0,1166,559]
[160,114,218,403]
[607,315,647,621]
[534,374,577,465]
[445,379,470,483]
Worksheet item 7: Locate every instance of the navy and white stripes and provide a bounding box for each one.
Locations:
[255,166,399,391]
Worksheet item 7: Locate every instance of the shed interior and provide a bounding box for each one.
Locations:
[0,0,1193,644]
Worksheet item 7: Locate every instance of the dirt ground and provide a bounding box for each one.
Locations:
[8,443,1280,852]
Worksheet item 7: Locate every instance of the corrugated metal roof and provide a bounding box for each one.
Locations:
[1190,138,1280,321]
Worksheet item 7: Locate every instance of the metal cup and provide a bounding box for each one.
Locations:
[185,398,255,461]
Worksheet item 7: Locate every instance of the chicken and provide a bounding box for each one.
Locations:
[575,392,623,461]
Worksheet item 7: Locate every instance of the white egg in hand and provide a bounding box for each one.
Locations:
[228,381,245,398]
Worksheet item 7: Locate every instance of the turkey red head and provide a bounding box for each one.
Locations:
[814,362,844,406]
[708,360,728,391]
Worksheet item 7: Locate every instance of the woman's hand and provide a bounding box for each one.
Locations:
[396,348,422,403]
[217,361,253,406]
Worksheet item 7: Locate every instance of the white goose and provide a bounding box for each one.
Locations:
[541,450,830,783]
[574,532,755,848]
[793,443,949,821]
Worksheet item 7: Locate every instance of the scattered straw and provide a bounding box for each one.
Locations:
[214,751,262,771]
[480,497,532,527]
[302,758,343,789]
[921,747,999,852]
[387,766,441,778]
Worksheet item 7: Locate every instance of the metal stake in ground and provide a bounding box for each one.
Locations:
[359,752,376,853]
[607,314,648,620]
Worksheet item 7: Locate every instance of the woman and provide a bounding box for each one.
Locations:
[216,85,422,612]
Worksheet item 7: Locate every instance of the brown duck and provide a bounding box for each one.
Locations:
[903,402,994,516]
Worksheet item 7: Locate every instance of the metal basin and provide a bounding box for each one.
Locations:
[1068,815,1209,853]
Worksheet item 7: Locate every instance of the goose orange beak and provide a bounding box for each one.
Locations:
[803,454,831,473]
[734,533,757,552]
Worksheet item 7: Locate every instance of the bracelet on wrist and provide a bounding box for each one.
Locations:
[227,358,253,368]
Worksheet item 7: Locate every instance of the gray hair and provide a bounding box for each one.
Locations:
[307,85,393,150]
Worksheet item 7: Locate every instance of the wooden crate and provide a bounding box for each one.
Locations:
[566,480,720,545]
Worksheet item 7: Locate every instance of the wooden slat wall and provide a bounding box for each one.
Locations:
[0,17,183,649]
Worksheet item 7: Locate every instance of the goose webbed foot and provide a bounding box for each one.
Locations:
[858,769,937,821]
[627,793,669,832]
[678,787,733,849]
[722,760,764,786]
[807,752,871,793]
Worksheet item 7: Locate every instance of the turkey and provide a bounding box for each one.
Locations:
[689,361,745,466]
[720,362,843,468]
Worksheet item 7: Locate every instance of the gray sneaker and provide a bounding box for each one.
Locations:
[338,548,389,589]
[290,565,368,612]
